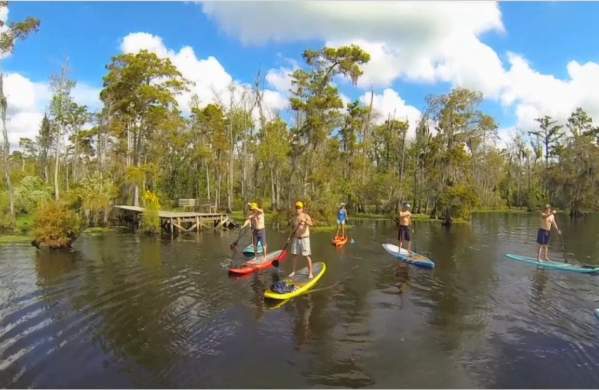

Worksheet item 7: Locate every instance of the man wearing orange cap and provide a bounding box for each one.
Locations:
[242,202,267,258]
[289,201,314,279]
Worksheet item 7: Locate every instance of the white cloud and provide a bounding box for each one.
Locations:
[121,32,288,119]
[120,32,170,58]
[501,53,599,130]
[202,1,599,137]
[202,1,505,92]
[2,72,100,146]
[201,2,502,47]
[359,88,421,137]
[265,66,295,95]
[3,73,49,144]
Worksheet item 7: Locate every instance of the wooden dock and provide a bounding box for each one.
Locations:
[114,205,234,235]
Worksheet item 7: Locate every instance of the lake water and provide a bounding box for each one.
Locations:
[2,213,599,388]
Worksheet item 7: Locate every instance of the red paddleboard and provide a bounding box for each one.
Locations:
[331,235,348,247]
[229,250,288,276]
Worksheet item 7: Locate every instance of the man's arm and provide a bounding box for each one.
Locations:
[552,216,561,234]
[241,217,250,229]
[399,211,410,217]
[303,215,314,226]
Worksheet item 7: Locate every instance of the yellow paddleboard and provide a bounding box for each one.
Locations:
[264,262,326,300]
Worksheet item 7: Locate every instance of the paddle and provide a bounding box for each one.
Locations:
[557,230,569,264]
[230,225,248,250]
[557,231,599,270]
[272,221,302,268]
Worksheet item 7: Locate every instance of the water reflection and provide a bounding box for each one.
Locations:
[1,214,599,387]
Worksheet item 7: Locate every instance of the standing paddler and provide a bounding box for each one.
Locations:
[289,201,314,279]
[395,202,413,256]
[241,202,268,259]
[536,204,561,261]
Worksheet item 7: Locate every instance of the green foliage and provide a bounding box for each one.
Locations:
[7,41,599,234]
[75,172,117,226]
[14,176,52,214]
[32,200,81,249]
[436,184,479,220]
[0,1,40,55]
[141,190,160,234]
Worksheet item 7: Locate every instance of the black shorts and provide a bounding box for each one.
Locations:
[253,229,266,247]
[536,228,550,245]
[398,225,411,242]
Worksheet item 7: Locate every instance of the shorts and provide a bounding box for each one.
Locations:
[291,236,311,256]
[337,219,346,225]
[536,228,550,245]
[398,225,411,242]
[253,229,266,247]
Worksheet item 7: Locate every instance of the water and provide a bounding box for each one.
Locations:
[2,213,599,388]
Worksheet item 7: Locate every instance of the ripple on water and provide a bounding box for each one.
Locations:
[2,218,599,387]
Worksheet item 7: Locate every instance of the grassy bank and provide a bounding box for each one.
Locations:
[473,207,530,214]
[0,215,34,244]
[0,234,32,244]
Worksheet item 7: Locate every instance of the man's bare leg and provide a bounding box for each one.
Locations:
[537,246,543,261]
[307,255,313,279]
[289,255,297,277]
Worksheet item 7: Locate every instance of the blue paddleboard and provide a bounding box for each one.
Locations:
[382,243,435,269]
[504,254,599,274]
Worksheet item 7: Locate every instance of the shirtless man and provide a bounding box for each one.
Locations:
[396,203,413,255]
[289,201,314,279]
[537,204,561,261]
[241,202,267,260]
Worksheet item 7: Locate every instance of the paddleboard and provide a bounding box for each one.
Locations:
[331,235,349,247]
[382,243,435,269]
[242,242,264,256]
[504,254,599,274]
[264,262,326,300]
[229,250,287,276]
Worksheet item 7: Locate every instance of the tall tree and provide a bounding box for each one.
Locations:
[48,63,79,200]
[289,45,370,207]
[37,114,52,182]
[100,50,187,206]
[0,1,39,221]
[530,115,564,168]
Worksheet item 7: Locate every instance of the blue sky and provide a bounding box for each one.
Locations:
[5,2,599,144]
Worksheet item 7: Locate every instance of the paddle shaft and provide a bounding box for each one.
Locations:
[230,225,248,249]
[272,221,302,267]
[558,232,569,263]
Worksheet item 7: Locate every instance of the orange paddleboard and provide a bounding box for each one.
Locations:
[331,235,348,247]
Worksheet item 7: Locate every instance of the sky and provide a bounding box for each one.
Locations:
[4,1,599,146]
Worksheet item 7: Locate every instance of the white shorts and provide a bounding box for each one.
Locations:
[291,237,311,256]
[337,219,346,225]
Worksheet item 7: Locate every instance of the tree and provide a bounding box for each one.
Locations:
[289,45,370,209]
[100,50,188,206]
[49,63,82,200]
[530,115,564,168]
[256,118,291,209]
[552,108,599,216]
[0,1,40,222]
[37,114,53,182]
[425,88,491,222]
